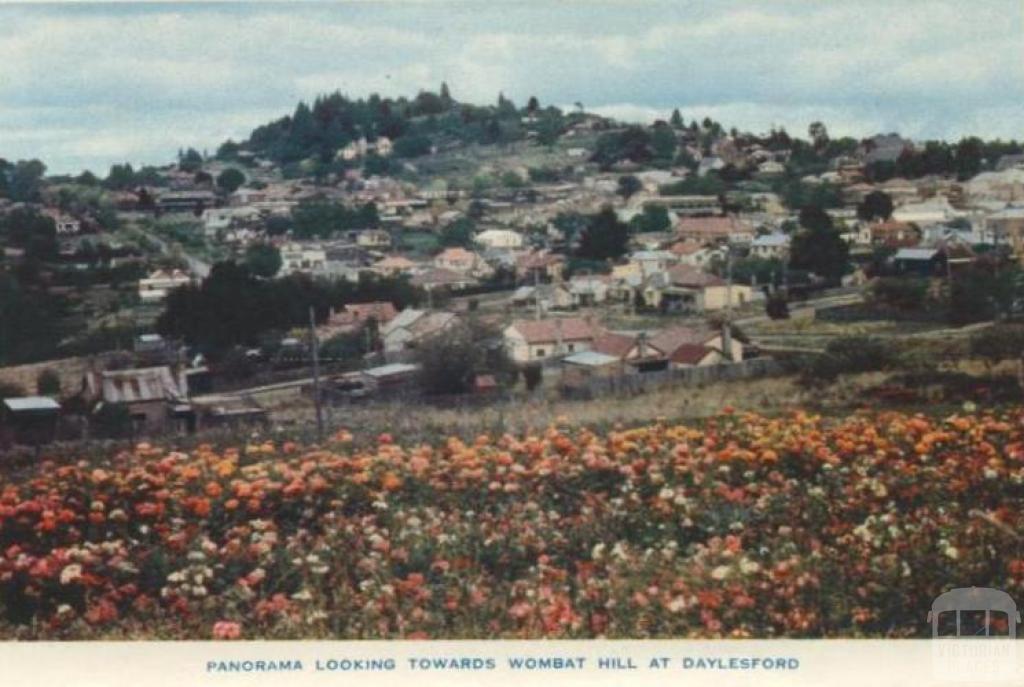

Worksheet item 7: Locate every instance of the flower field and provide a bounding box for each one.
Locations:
[2,407,1024,639]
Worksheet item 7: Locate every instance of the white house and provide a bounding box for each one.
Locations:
[503,317,601,363]
[279,242,327,275]
[749,233,791,259]
[138,269,192,303]
[475,228,525,250]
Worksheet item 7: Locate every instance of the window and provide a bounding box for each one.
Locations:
[535,348,546,358]
[990,611,1010,636]
[567,344,575,353]
[937,611,958,637]
[961,610,987,636]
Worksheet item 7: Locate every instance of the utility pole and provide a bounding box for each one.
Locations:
[722,243,734,362]
[308,306,324,443]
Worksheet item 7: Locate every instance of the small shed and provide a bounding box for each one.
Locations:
[1,397,61,446]
[560,351,624,387]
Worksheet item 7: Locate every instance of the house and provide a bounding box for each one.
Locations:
[567,274,611,307]
[650,195,722,217]
[373,255,418,276]
[433,247,493,278]
[871,220,922,248]
[669,240,720,267]
[47,213,81,236]
[645,265,752,313]
[356,362,421,397]
[357,229,392,249]
[749,233,791,260]
[411,267,478,291]
[628,250,679,274]
[320,301,398,339]
[858,133,914,164]
[510,284,574,312]
[138,269,192,303]
[157,190,217,214]
[985,207,1024,255]
[381,309,458,354]
[892,247,946,277]
[676,216,755,245]
[996,154,1024,172]
[503,317,602,363]
[280,242,327,274]
[475,228,525,250]
[647,326,743,368]
[83,366,190,435]
[892,197,962,226]
[516,250,565,284]
[1,397,61,446]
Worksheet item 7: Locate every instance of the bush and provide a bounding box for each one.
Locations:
[802,336,891,384]
[867,277,929,311]
[969,325,1024,371]
[36,369,61,396]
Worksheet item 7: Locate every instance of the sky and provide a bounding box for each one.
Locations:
[2,1,1023,175]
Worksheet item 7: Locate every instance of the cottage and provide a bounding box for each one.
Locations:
[357,229,392,249]
[749,233,791,259]
[645,265,751,313]
[83,366,190,435]
[567,274,611,307]
[280,242,327,275]
[503,317,601,363]
[647,326,743,368]
[475,229,525,250]
[138,269,192,303]
[892,197,962,226]
[373,255,418,276]
[871,220,922,248]
[676,216,754,245]
[516,250,565,284]
[433,247,493,277]
[381,309,458,354]
[892,247,946,277]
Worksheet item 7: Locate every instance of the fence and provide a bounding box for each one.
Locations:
[562,357,787,399]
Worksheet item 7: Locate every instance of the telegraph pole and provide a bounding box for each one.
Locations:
[722,243,734,362]
[308,306,324,443]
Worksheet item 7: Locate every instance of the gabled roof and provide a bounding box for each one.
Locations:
[647,326,718,358]
[666,264,726,288]
[86,366,187,404]
[591,331,637,358]
[509,318,600,344]
[3,397,61,412]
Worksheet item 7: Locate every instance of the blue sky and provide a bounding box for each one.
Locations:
[2,1,1023,174]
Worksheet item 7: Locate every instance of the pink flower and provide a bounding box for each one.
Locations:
[212,621,242,640]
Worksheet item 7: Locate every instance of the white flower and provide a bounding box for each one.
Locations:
[291,589,313,601]
[711,565,731,581]
[667,596,687,613]
[591,543,607,561]
[59,564,82,585]
[740,558,761,575]
[945,546,960,560]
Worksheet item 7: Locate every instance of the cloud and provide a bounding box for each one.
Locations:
[0,1,1021,173]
